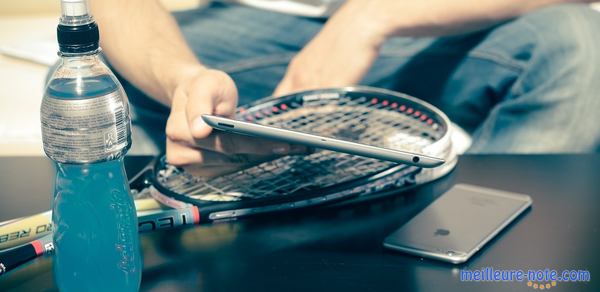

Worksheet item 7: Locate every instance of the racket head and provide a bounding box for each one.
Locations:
[237,86,457,186]
[148,86,457,221]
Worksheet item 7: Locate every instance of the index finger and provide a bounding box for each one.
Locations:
[191,131,307,155]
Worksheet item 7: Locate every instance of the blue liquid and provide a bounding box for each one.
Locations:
[52,159,142,291]
[45,67,141,290]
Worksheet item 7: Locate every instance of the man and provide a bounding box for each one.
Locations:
[89,0,600,166]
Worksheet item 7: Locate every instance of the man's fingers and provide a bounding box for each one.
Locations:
[166,68,315,164]
[191,132,307,155]
[196,132,286,155]
[185,79,215,140]
[214,100,237,118]
[166,139,241,166]
[166,138,204,166]
[167,137,284,167]
[185,70,238,139]
[166,90,195,144]
[273,77,291,97]
[182,165,245,179]
[274,70,321,96]
[213,72,238,117]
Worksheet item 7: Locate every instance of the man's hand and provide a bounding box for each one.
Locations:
[166,67,302,166]
[274,1,387,95]
[274,0,579,96]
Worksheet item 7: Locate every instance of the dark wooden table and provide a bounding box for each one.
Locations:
[0,155,598,291]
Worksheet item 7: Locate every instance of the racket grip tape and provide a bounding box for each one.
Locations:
[0,240,43,275]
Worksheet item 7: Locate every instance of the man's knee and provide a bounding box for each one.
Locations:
[466,5,600,153]
[486,4,600,100]
[518,4,600,62]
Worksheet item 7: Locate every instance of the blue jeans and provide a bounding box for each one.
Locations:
[122,3,600,155]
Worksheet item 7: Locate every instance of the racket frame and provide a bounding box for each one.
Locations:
[132,87,456,223]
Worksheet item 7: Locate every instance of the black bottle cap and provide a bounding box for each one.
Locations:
[57,22,99,54]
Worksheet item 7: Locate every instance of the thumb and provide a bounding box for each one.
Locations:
[186,71,238,139]
[214,82,238,118]
[186,85,216,140]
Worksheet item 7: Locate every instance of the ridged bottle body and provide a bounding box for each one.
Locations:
[41,54,142,291]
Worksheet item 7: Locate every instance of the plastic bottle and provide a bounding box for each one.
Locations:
[40,1,142,290]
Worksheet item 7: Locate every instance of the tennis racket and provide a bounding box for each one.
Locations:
[131,86,458,222]
[1,86,458,275]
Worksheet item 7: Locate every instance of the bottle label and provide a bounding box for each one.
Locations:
[41,90,131,163]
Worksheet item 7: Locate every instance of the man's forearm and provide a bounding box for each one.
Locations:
[345,0,594,40]
[90,0,202,105]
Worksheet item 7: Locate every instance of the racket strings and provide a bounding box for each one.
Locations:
[264,97,438,152]
[158,93,448,202]
[160,151,394,200]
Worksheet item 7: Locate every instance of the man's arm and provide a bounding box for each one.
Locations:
[90,0,297,166]
[89,0,201,105]
[358,0,596,38]
[275,0,595,95]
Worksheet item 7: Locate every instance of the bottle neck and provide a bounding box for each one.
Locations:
[55,50,104,74]
[59,48,101,59]
[58,48,102,64]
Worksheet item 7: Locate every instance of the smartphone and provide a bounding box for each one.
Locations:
[383,184,532,264]
[201,115,444,168]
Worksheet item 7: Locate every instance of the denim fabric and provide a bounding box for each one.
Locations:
[123,3,600,155]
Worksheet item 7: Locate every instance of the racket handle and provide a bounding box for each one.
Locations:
[0,235,53,276]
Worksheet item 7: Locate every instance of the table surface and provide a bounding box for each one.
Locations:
[0,155,598,292]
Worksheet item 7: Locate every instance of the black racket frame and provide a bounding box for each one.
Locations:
[130,87,451,223]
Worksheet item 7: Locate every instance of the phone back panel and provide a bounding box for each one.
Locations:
[384,184,532,263]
